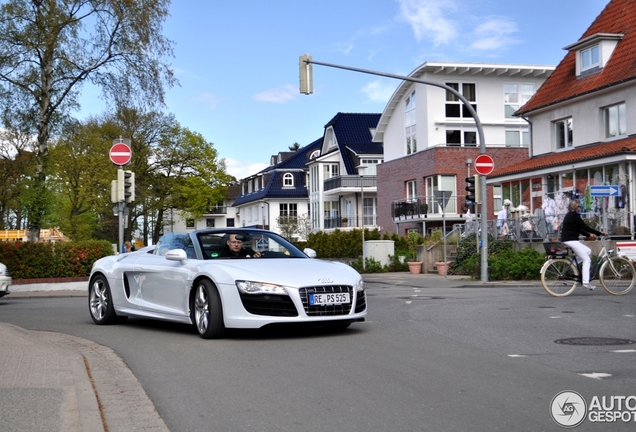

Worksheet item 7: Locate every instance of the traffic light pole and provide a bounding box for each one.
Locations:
[301,57,489,281]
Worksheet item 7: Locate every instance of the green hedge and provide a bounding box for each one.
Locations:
[0,240,114,279]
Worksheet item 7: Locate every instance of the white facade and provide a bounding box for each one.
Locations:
[376,62,555,162]
[529,84,636,156]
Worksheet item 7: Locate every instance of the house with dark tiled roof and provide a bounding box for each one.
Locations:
[489,0,636,236]
[306,113,382,232]
[373,62,553,236]
[232,139,322,239]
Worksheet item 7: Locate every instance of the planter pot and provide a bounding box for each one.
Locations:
[408,261,422,274]
[435,261,451,276]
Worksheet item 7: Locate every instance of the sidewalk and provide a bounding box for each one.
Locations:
[0,273,540,431]
[1,280,169,432]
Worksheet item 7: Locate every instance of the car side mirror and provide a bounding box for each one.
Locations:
[303,248,317,259]
[165,249,188,265]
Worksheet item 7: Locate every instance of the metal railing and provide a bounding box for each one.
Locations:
[324,175,377,192]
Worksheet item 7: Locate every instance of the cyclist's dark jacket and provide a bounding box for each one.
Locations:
[560,211,603,242]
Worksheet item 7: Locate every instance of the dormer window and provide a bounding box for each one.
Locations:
[581,45,599,71]
[565,33,623,77]
[283,172,294,187]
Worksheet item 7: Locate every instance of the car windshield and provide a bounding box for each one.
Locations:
[196,230,307,260]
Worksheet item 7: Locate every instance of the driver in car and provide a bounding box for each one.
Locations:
[219,234,261,258]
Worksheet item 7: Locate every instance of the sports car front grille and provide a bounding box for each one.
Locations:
[299,285,353,316]
[239,294,298,317]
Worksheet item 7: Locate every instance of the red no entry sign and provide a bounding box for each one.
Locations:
[474,154,494,176]
[109,142,132,165]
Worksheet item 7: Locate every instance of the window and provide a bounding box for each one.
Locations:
[186,219,195,228]
[446,129,477,146]
[604,103,626,138]
[555,118,573,149]
[505,129,530,147]
[280,203,298,217]
[360,159,382,175]
[581,45,600,71]
[323,164,339,179]
[425,175,457,214]
[226,218,235,227]
[406,180,416,202]
[446,83,476,119]
[504,83,535,119]
[283,172,294,187]
[206,218,215,228]
[405,91,417,154]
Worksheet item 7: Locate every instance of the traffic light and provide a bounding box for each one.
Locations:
[299,54,313,94]
[110,180,119,203]
[114,170,135,203]
[465,176,476,205]
[474,174,482,204]
[124,170,135,203]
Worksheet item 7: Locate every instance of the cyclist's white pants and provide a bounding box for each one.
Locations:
[563,240,592,284]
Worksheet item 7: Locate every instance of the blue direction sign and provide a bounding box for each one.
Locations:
[590,185,619,196]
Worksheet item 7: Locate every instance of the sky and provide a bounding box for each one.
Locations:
[79,0,611,179]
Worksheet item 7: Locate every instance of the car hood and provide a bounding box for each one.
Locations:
[206,258,361,287]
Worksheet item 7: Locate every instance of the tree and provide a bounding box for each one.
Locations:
[48,118,116,240]
[288,142,301,151]
[0,0,176,241]
[150,124,232,243]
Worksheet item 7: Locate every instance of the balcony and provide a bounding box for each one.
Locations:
[324,175,377,192]
[391,196,459,221]
[324,214,377,230]
[205,206,227,215]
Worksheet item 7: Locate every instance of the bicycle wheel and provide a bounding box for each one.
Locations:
[600,256,635,295]
[541,259,578,297]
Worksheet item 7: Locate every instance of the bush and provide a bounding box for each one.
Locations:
[450,234,544,280]
[349,257,387,273]
[0,240,114,279]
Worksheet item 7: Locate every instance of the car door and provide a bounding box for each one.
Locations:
[126,252,194,318]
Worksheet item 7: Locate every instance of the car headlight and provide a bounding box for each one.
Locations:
[353,278,364,294]
[236,280,288,295]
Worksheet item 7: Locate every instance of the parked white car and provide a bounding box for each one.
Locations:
[88,229,367,338]
[0,262,11,298]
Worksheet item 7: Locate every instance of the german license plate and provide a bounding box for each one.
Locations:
[309,292,350,306]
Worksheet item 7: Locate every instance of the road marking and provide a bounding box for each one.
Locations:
[611,349,636,353]
[405,301,412,305]
[507,354,527,358]
[578,372,612,379]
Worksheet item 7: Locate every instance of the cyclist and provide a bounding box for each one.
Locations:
[560,200,607,290]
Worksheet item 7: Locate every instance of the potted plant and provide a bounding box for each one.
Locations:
[419,202,428,215]
[435,261,451,276]
[406,231,422,274]
[341,217,348,227]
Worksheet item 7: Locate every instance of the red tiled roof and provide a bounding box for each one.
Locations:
[518,0,636,114]
[491,135,636,177]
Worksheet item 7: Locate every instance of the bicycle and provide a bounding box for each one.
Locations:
[540,236,636,297]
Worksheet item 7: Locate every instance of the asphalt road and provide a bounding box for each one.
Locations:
[1,279,635,431]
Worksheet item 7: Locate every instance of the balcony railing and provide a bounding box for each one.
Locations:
[206,206,227,215]
[323,214,377,229]
[324,175,377,192]
[392,196,458,218]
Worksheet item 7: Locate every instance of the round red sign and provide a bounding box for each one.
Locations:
[474,154,494,176]
[109,143,132,166]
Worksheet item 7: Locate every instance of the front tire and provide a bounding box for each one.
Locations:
[192,279,225,339]
[88,275,121,324]
[541,259,578,297]
[600,256,636,295]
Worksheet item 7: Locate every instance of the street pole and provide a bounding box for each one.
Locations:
[301,57,489,282]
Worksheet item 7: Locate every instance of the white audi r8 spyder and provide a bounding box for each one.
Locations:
[88,229,366,338]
